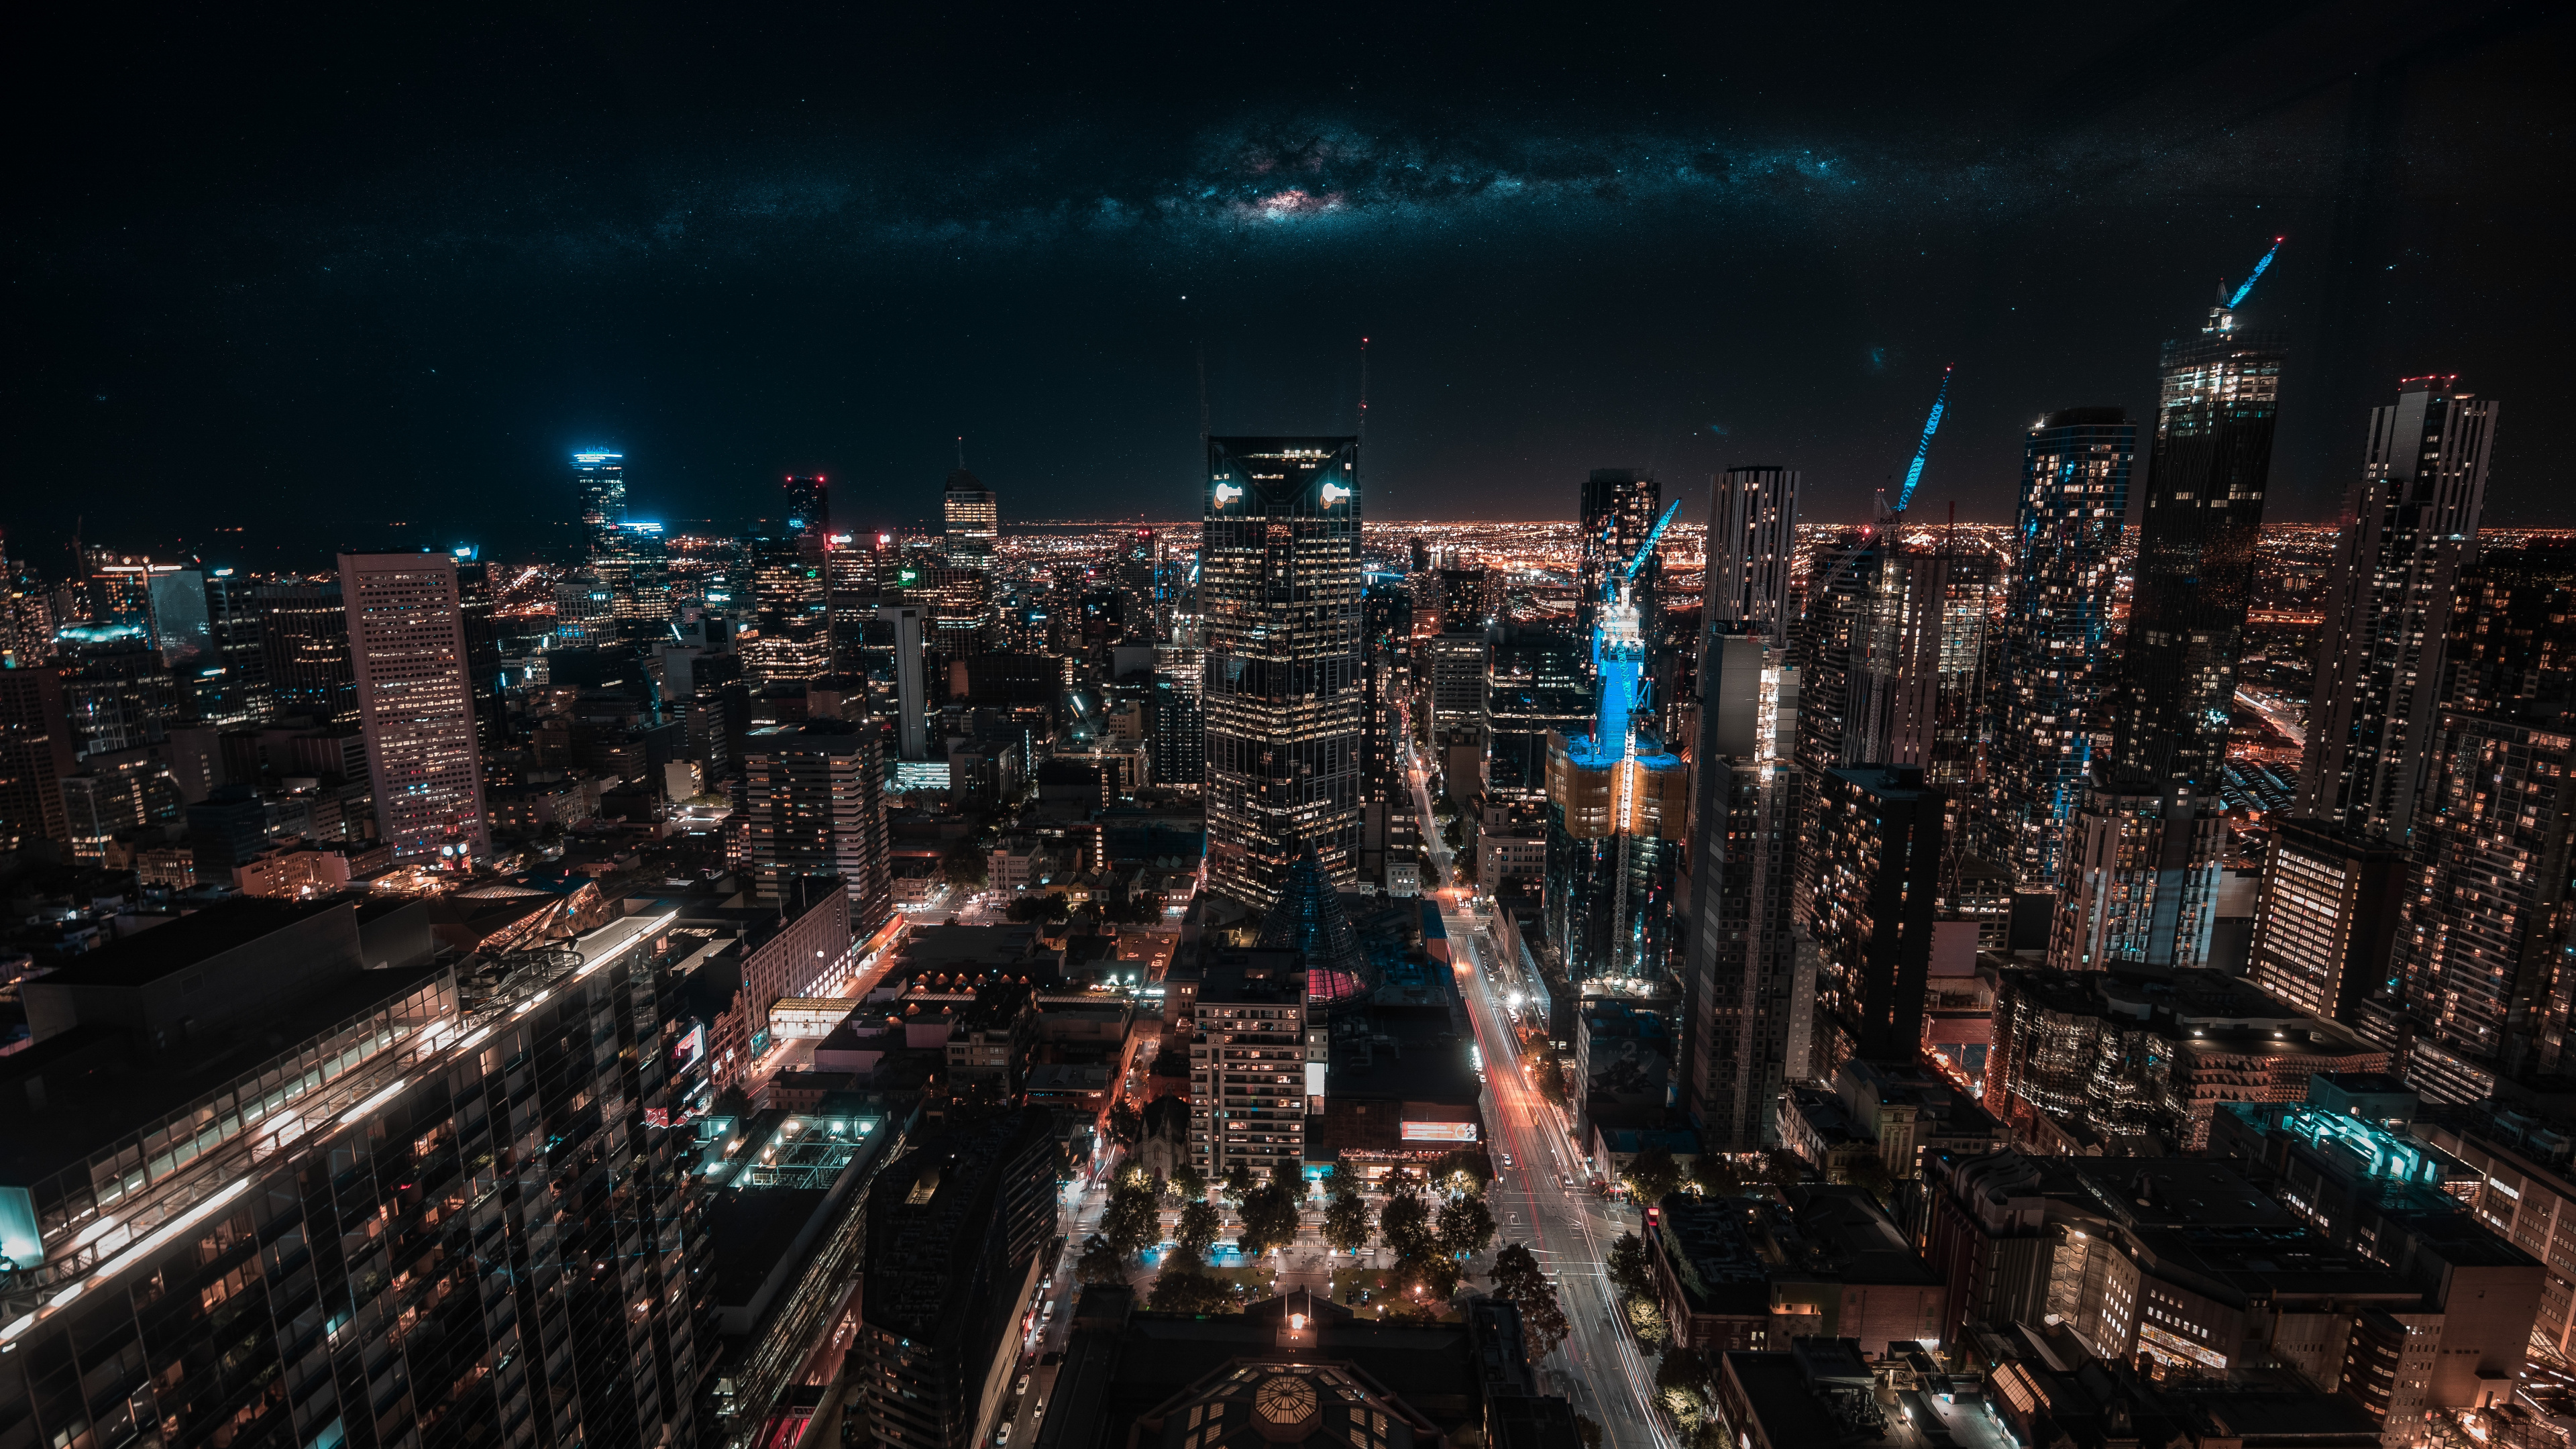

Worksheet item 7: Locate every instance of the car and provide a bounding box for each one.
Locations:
[1016,1375,1030,1398]
[1499,1152,1513,1168]
[997,1428,1012,1446]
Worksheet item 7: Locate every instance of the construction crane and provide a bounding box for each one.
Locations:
[1797,367,1955,623]
[1623,499,1682,582]
[2228,236,2285,308]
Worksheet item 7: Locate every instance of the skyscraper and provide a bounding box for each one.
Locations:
[2296,377,2499,841]
[784,472,830,555]
[1117,527,1159,641]
[1990,409,2135,887]
[1705,466,1801,642]
[252,580,358,723]
[1809,764,1943,1071]
[943,468,998,569]
[2058,278,2284,972]
[1201,437,1364,912]
[2099,299,2286,792]
[743,540,830,685]
[742,719,892,931]
[572,447,627,555]
[1680,627,1805,1149]
[0,664,74,851]
[1544,498,1687,986]
[339,552,489,864]
[1576,469,1663,663]
[2375,541,2576,1099]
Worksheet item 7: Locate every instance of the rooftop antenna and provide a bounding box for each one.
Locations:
[1358,334,1371,511]
[955,436,966,471]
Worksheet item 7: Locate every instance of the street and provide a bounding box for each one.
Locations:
[1404,727,1676,1449]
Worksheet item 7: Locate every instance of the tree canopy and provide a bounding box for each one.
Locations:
[1491,1242,1570,1364]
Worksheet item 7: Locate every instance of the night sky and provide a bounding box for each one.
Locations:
[7,3,2571,566]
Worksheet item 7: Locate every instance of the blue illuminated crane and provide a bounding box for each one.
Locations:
[2229,236,2285,309]
[1798,367,1955,621]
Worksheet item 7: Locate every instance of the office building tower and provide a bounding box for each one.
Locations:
[1576,469,1663,661]
[57,632,178,757]
[877,603,929,761]
[1545,499,1688,986]
[1681,627,1805,1149]
[1926,545,2000,796]
[1201,437,1364,912]
[1843,549,1949,771]
[742,719,892,931]
[0,899,705,1449]
[1706,466,1801,642]
[197,570,271,725]
[2099,299,2286,792]
[252,580,358,723]
[338,552,488,865]
[594,521,669,633]
[1791,531,1882,779]
[1809,764,1942,1072]
[0,665,74,850]
[1117,528,1159,641]
[2245,818,2406,1022]
[1990,409,2135,887]
[2297,376,2500,841]
[1358,586,1411,879]
[2373,541,2576,1099]
[744,539,830,685]
[853,1110,1060,1449]
[2047,781,2229,970]
[144,568,212,673]
[451,552,505,750]
[573,447,627,553]
[918,561,993,667]
[1187,949,1317,1181]
[0,533,54,669]
[784,472,830,555]
[1149,672,1204,786]
[943,468,998,570]
[1487,629,1591,816]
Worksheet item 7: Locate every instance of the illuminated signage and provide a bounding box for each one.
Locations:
[1321,481,1351,507]
[1212,482,1243,508]
[1400,1120,1479,1144]
[672,1023,706,1070]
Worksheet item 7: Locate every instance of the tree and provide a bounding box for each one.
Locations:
[1605,1231,1654,1303]
[1491,1243,1570,1364]
[1436,1193,1497,1262]
[1379,1184,1434,1260]
[1574,1415,1603,1449]
[1627,1295,1671,1350]
[1102,1180,1162,1258]
[1148,1269,1236,1314]
[1842,1152,1894,1201]
[941,837,989,892]
[1169,1162,1208,1204]
[1075,1233,1126,1285]
[1006,892,1071,923]
[1220,1162,1256,1207]
[1176,1198,1220,1256]
[1106,1097,1143,1148]
[1324,1175,1372,1255]
[1692,1152,1746,1197]
[1238,1181,1302,1258]
[1656,1344,1712,1430]
[1761,1148,1811,1188]
[1625,1146,1684,1208]
[1431,1150,1493,1197]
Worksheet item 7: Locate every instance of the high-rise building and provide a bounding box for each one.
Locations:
[1544,498,1688,987]
[57,632,177,757]
[2297,376,2499,841]
[1116,528,1159,641]
[784,473,830,555]
[1577,469,1663,663]
[0,900,706,1449]
[2245,818,2406,1022]
[1149,672,1203,786]
[1990,409,2135,888]
[2098,299,2286,793]
[252,580,358,723]
[1681,627,1805,1149]
[853,1110,1060,1449]
[0,532,53,669]
[197,570,271,725]
[1187,949,1318,1181]
[1706,466,1801,643]
[0,664,74,851]
[2046,782,2230,971]
[744,540,830,685]
[1808,764,1943,1073]
[1201,436,1364,912]
[573,447,628,555]
[741,720,892,932]
[943,468,998,570]
[2373,541,2576,1099]
[1486,629,1590,816]
[451,551,506,751]
[339,552,488,865]
[594,521,670,633]
[877,603,930,761]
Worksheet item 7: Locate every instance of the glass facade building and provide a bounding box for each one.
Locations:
[339,553,489,865]
[1990,408,2135,887]
[1199,436,1364,913]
